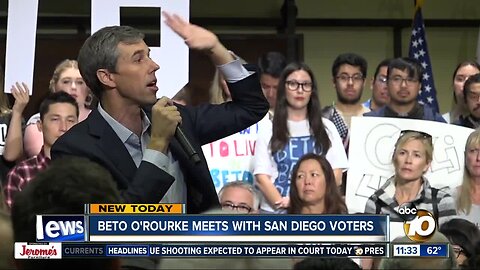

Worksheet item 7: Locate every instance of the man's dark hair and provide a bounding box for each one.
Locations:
[463,73,480,102]
[39,91,79,121]
[294,257,361,270]
[331,53,368,78]
[387,57,424,81]
[440,218,480,260]
[11,156,122,269]
[257,51,287,78]
[373,58,392,79]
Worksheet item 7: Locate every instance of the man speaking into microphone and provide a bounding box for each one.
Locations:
[51,12,268,214]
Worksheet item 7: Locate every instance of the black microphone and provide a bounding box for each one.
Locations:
[175,125,201,164]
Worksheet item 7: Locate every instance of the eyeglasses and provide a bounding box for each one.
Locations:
[454,75,469,83]
[466,91,480,101]
[285,80,313,92]
[376,76,387,84]
[399,129,433,144]
[452,246,464,259]
[389,76,419,85]
[336,74,364,84]
[221,202,252,213]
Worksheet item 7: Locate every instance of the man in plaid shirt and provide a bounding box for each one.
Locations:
[4,91,79,209]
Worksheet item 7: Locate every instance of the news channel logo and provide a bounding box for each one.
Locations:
[398,203,436,242]
[36,215,85,242]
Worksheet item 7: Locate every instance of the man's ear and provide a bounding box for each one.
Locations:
[36,120,43,133]
[97,69,116,89]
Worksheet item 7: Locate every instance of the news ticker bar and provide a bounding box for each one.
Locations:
[392,243,449,257]
[15,243,388,259]
[15,242,450,259]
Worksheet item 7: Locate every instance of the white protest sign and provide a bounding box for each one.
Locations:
[4,0,188,99]
[4,0,39,94]
[346,117,474,214]
[92,0,189,99]
[202,116,271,193]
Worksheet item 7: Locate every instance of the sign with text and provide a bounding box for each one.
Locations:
[202,116,270,192]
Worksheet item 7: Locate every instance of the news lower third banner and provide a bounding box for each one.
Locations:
[87,215,388,242]
[35,204,388,243]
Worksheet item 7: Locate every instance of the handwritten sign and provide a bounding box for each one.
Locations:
[202,116,270,192]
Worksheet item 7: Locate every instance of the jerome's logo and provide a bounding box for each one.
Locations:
[36,215,85,242]
[399,203,436,242]
[14,242,62,259]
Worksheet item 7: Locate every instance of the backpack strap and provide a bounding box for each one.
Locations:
[375,200,381,214]
[431,187,439,223]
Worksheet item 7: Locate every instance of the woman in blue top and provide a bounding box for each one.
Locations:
[253,62,348,213]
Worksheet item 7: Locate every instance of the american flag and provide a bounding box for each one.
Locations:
[408,4,439,113]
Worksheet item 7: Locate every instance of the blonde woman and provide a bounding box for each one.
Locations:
[23,59,92,157]
[455,129,480,228]
[364,130,457,225]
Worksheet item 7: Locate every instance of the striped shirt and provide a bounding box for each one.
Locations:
[364,176,456,225]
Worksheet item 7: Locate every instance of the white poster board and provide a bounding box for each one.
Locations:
[4,0,39,94]
[346,117,474,214]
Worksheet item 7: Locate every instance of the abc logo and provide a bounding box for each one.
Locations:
[399,204,436,242]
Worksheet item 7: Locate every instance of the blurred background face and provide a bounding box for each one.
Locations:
[285,70,312,110]
[453,65,480,102]
[295,159,326,205]
[333,64,365,104]
[388,68,421,106]
[394,139,430,182]
[371,66,390,107]
[260,74,279,109]
[466,145,480,178]
[55,68,89,107]
[465,83,480,118]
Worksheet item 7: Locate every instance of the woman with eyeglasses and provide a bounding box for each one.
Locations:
[443,60,480,124]
[253,62,348,214]
[439,218,480,268]
[454,129,480,228]
[364,130,457,225]
[288,153,347,214]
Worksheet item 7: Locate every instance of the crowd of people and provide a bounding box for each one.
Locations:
[1,10,480,270]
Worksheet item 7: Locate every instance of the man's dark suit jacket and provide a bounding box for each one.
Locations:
[51,72,268,214]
